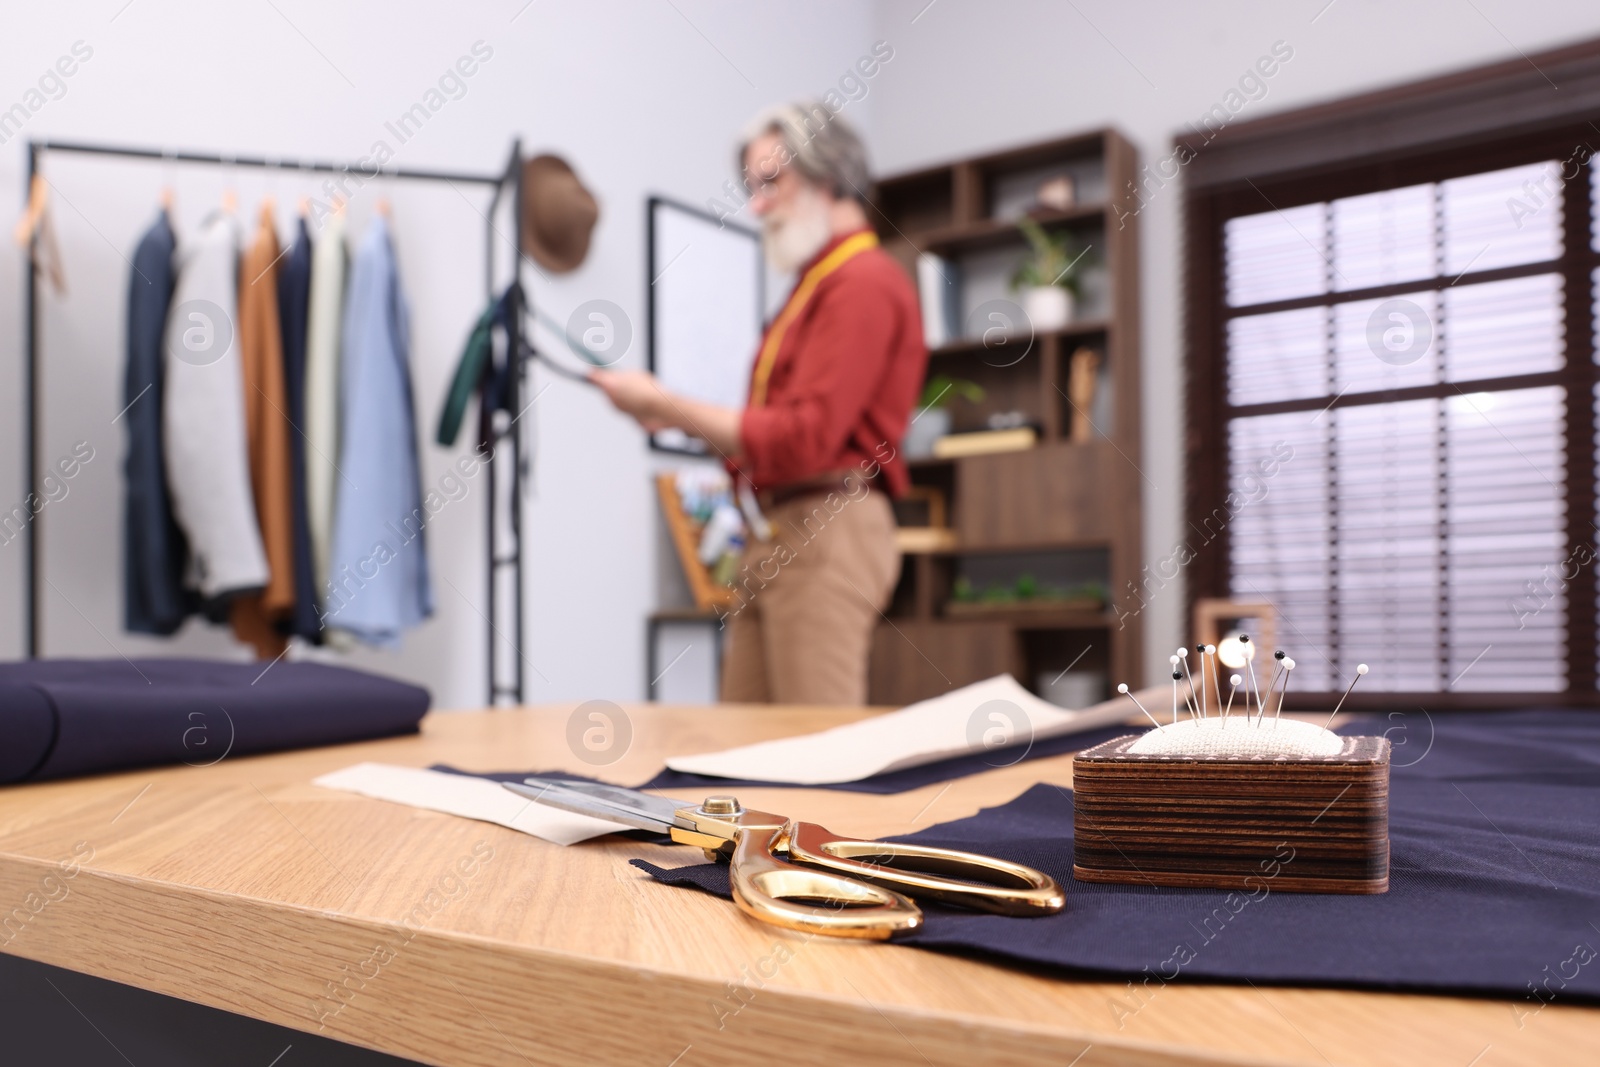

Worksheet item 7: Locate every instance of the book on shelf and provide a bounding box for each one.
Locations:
[916,253,960,349]
[931,426,1038,459]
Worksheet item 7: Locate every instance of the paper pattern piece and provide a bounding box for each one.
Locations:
[313,762,629,846]
[666,675,1148,786]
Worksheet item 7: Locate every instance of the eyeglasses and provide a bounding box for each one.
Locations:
[743,153,792,199]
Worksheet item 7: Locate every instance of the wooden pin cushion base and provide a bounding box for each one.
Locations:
[1071,734,1391,894]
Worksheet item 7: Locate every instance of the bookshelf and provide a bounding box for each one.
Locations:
[870,129,1144,705]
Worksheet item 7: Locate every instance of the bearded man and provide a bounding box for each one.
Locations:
[591,102,928,705]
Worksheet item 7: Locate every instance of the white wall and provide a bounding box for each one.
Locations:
[869,0,1600,683]
[0,0,877,709]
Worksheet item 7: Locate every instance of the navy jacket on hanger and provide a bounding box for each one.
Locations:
[123,210,191,634]
[278,216,321,642]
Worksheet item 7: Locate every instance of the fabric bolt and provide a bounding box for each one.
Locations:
[734,228,926,497]
[304,210,346,606]
[278,215,321,642]
[161,212,269,602]
[230,208,297,658]
[719,485,901,705]
[326,216,432,647]
[122,209,192,635]
[635,709,1600,1003]
[0,658,429,783]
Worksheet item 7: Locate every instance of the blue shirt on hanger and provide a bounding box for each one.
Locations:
[325,215,433,647]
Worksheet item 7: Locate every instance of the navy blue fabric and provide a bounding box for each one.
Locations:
[638,722,1137,794]
[123,211,192,635]
[633,710,1600,1003]
[0,659,429,783]
[278,218,321,643]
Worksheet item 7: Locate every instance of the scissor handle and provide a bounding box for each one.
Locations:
[785,820,1065,917]
[727,823,924,940]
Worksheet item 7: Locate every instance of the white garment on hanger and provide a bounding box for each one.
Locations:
[162,212,269,599]
[304,211,346,605]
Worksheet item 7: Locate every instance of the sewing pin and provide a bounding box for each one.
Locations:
[1258,650,1287,725]
[1171,669,1182,725]
[1275,657,1295,720]
[1241,634,1263,724]
[1204,644,1220,719]
[1118,683,1163,729]
[1177,647,1200,721]
[1321,663,1370,729]
[1224,673,1242,720]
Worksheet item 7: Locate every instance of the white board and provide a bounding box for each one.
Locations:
[647,198,765,454]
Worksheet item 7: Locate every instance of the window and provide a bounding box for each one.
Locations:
[1181,41,1600,706]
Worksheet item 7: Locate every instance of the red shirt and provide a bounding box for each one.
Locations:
[736,230,927,497]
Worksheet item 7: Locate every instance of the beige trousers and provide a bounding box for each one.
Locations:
[719,486,900,706]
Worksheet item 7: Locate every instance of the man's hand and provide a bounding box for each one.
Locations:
[588,368,746,456]
[590,369,671,428]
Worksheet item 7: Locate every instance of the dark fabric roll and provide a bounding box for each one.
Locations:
[633,709,1600,1003]
[0,659,429,783]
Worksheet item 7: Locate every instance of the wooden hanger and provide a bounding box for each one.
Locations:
[14,175,66,295]
[12,175,48,247]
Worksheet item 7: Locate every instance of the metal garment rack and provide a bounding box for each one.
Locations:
[21,137,530,704]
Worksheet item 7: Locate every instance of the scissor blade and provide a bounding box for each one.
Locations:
[503,777,691,833]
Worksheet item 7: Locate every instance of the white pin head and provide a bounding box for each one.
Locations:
[1283,657,1296,670]
[1177,647,1189,658]
[1357,663,1369,675]
[1204,644,1216,655]
[1117,683,1130,694]
[1230,674,1242,686]
[1169,654,1180,666]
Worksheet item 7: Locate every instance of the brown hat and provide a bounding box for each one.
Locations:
[520,154,598,274]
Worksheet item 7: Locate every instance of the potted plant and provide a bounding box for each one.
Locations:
[1010,217,1086,332]
[903,374,983,458]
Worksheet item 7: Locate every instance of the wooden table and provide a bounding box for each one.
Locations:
[0,703,1592,1066]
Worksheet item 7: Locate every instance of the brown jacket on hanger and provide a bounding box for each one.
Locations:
[230,204,297,658]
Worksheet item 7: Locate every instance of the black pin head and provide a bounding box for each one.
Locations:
[1195,644,1205,654]
[1239,634,1251,644]
[1274,650,1286,660]
[1172,670,1182,680]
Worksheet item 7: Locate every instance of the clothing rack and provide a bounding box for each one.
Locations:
[21,137,531,705]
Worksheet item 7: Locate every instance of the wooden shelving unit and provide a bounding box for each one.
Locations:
[869,129,1143,705]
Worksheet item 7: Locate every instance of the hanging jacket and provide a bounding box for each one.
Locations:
[123,209,192,634]
[162,212,269,603]
[278,215,321,642]
[304,210,346,606]
[230,206,297,658]
[437,282,518,449]
[325,216,432,646]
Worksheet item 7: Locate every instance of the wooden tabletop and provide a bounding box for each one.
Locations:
[0,703,1592,1067]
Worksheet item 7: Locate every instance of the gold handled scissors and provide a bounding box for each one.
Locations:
[504,777,1064,940]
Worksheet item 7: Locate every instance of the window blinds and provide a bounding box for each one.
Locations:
[1220,161,1571,693]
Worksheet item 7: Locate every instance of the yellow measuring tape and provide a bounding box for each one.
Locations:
[748,230,879,407]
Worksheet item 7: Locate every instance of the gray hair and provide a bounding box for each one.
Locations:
[739,101,871,203]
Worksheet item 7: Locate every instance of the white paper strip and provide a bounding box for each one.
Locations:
[666,674,1152,786]
[312,762,630,846]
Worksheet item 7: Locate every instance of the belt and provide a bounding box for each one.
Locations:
[757,471,866,510]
